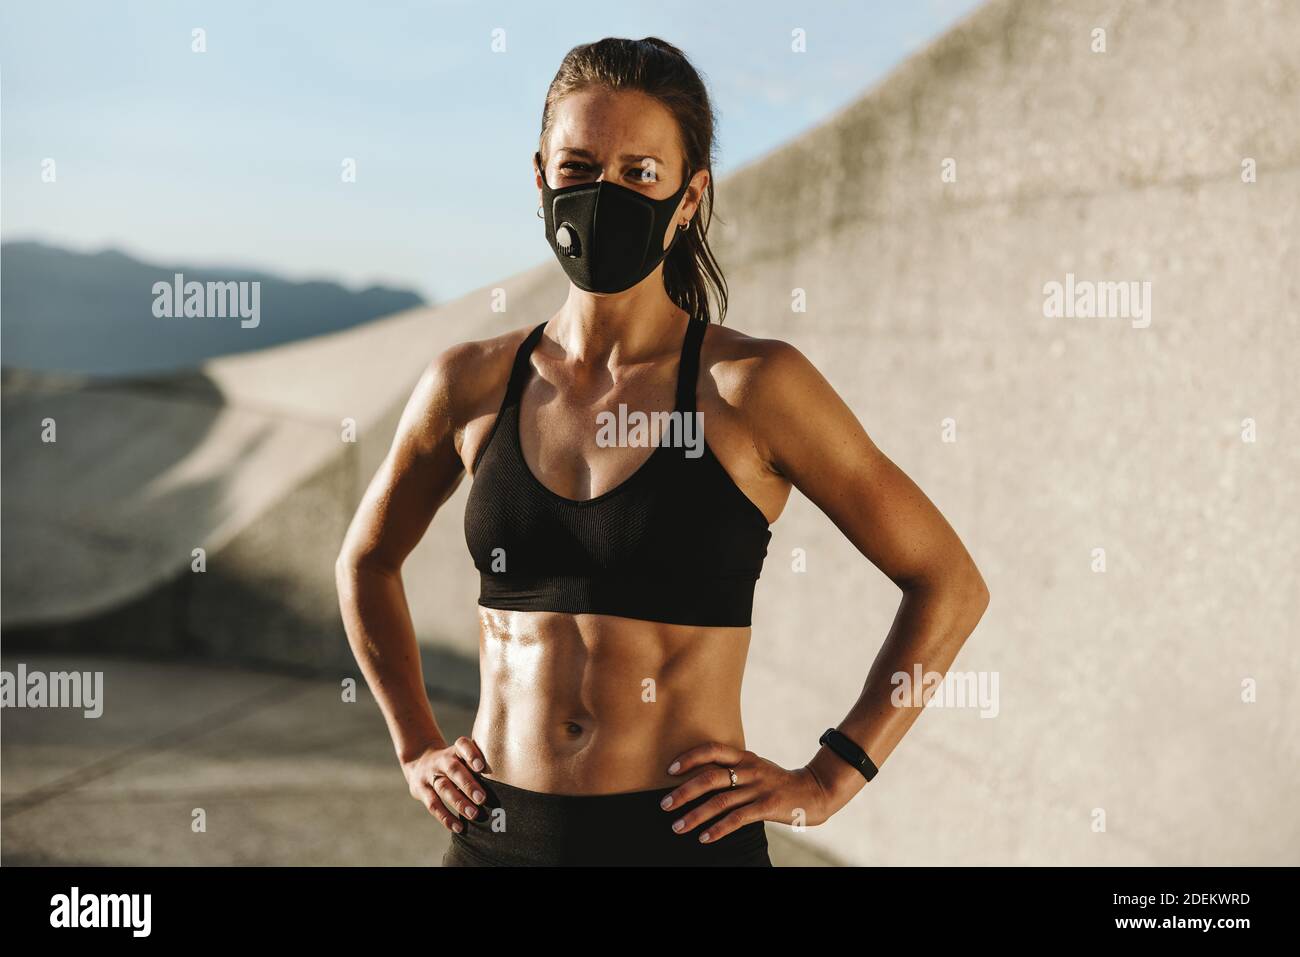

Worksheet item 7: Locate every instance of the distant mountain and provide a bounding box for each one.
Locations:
[0,241,426,376]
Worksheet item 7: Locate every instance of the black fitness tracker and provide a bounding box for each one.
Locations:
[819,727,878,782]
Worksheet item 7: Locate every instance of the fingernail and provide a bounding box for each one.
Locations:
[464,806,476,818]
[660,795,673,809]
[473,790,485,803]
[453,822,463,833]
[700,832,711,843]
[672,819,685,832]
[668,761,680,774]
[472,759,484,771]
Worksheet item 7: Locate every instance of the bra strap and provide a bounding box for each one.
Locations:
[674,318,707,413]
[508,318,699,410]
[503,321,548,406]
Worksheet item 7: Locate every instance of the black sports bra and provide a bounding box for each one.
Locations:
[463,317,772,627]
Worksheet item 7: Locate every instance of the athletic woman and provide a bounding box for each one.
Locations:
[335,37,989,867]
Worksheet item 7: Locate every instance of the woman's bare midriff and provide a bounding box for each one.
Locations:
[470,606,752,795]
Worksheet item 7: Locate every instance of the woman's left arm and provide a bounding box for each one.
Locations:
[664,339,990,837]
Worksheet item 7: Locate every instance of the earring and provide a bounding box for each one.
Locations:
[677,220,689,231]
[537,205,544,219]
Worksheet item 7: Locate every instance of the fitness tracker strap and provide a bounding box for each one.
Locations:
[819,727,878,782]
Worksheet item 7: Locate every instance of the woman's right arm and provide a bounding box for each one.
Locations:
[333,343,490,833]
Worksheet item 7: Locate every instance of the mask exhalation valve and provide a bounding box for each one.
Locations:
[555,224,581,258]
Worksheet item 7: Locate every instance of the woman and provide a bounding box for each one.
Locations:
[335,37,989,867]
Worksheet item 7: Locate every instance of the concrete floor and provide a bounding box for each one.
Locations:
[0,652,833,866]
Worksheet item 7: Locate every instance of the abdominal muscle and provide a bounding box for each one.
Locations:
[470,606,752,795]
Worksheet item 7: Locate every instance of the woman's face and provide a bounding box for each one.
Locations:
[538,86,705,249]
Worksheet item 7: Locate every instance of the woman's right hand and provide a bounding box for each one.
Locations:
[402,737,489,833]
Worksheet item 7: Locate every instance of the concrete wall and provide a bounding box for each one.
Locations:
[709,0,1300,864]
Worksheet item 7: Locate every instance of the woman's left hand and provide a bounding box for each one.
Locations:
[660,742,833,841]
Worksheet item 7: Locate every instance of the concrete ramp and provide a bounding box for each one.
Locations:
[2,262,565,673]
[4,0,1297,864]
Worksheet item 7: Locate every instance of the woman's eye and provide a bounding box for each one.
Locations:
[555,162,658,184]
[558,162,592,177]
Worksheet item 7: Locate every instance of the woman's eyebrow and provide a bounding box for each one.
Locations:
[554,147,666,166]
[621,153,665,166]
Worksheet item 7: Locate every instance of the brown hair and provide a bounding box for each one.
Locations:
[538,37,728,325]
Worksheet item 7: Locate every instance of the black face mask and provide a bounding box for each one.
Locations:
[536,151,692,294]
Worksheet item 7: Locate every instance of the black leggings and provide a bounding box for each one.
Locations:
[441,774,773,867]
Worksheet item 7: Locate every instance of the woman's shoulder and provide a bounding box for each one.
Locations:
[431,322,538,387]
[699,321,824,407]
[417,323,540,426]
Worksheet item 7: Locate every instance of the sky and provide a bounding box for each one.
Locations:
[1,0,984,304]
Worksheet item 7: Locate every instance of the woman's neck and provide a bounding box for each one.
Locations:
[552,283,688,367]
